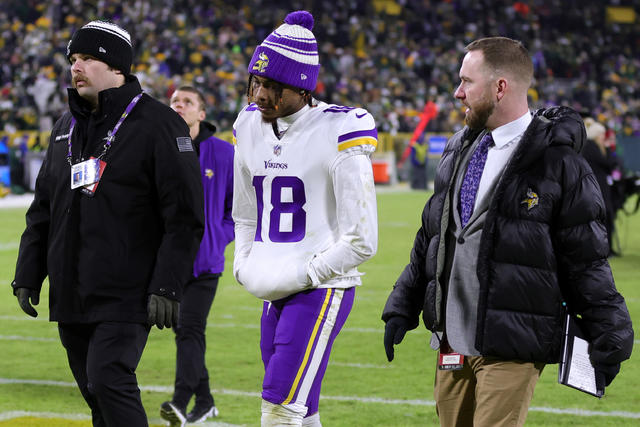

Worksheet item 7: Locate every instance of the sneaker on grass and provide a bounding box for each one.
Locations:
[160,401,187,427]
[186,402,219,423]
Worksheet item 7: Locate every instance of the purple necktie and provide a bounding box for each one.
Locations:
[459,132,493,227]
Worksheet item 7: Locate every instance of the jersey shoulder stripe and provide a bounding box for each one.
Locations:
[316,103,378,152]
[337,128,378,151]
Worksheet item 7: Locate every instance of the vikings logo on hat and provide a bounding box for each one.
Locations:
[253,52,269,73]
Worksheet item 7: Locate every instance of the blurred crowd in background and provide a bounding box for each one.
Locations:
[1,0,639,137]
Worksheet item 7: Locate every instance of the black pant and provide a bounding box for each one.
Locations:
[410,163,428,189]
[58,322,150,427]
[172,277,218,409]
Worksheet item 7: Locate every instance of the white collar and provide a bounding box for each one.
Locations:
[276,104,311,133]
[490,111,532,148]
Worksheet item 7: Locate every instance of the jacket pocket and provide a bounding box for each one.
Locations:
[422,279,438,330]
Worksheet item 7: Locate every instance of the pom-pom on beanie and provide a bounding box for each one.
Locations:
[67,21,133,75]
[247,10,319,91]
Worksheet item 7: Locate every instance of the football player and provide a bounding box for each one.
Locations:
[232,10,378,427]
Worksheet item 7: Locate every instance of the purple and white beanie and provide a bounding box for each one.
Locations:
[247,10,319,91]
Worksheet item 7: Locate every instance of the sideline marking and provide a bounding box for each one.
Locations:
[1,378,639,419]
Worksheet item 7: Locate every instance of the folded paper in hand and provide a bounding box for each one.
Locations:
[558,313,604,398]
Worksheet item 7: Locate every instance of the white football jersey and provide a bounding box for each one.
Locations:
[232,101,378,301]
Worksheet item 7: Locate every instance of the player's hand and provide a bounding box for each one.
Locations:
[147,294,179,329]
[384,316,411,362]
[15,287,39,318]
[593,362,620,390]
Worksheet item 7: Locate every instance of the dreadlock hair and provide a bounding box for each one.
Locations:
[302,90,313,106]
[246,74,314,108]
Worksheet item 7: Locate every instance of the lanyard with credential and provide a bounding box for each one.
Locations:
[66,92,143,165]
[67,92,142,194]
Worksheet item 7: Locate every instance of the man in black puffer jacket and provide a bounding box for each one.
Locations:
[382,37,633,427]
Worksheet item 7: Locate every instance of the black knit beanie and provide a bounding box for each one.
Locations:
[66,21,133,75]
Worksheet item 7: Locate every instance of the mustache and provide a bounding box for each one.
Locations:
[72,75,89,86]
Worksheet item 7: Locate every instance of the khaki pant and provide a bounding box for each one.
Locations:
[434,355,544,427]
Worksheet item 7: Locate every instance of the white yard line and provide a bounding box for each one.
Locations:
[0,242,19,251]
[1,377,639,420]
[0,194,33,208]
[0,334,56,342]
[3,325,639,345]
[0,410,241,426]
[0,315,48,322]
[0,410,90,421]
[330,362,391,369]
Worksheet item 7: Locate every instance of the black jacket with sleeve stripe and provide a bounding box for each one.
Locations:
[13,75,204,324]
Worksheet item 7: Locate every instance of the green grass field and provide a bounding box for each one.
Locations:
[0,189,638,426]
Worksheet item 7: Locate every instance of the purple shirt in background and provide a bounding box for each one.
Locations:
[192,124,235,278]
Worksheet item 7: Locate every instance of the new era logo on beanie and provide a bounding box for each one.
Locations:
[248,10,319,91]
[67,21,133,75]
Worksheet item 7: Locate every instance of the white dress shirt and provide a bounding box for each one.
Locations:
[474,111,532,209]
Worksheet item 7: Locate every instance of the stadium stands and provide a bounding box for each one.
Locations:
[0,0,638,138]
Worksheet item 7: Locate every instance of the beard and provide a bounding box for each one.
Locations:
[465,97,495,130]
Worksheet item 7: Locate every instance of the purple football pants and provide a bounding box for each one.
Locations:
[260,287,355,416]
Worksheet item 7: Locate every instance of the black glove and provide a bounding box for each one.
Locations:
[384,316,411,362]
[147,294,179,329]
[15,287,39,318]
[594,362,620,391]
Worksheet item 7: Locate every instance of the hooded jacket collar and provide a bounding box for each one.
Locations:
[449,106,586,179]
[532,106,586,153]
[503,106,586,176]
[68,74,143,122]
[192,121,216,154]
[455,106,585,154]
[194,121,216,145]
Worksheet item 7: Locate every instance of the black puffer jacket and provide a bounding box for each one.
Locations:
[383,107,633,364]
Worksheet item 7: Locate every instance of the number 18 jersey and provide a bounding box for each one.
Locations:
[232,101,378,301]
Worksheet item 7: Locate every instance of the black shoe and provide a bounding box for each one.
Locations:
[186,402,219,423]
[160,401,187,427]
